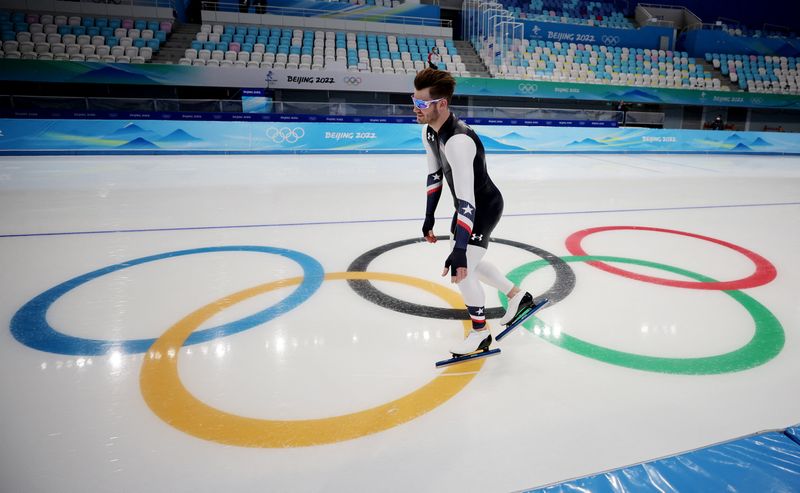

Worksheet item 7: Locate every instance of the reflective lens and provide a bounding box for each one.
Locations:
[411,96,443,110]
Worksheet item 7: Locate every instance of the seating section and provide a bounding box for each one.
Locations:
[477,37,722,89]
[499,0,635,29]
[0,10,171,63]
[183,24,467,75]
[711,21,796,40]
[708,52,800,94]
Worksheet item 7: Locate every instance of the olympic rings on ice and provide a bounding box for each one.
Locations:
[10,246,324,355]
[565,226,777,290]
[139,271,486,448]
[346,236,575,320]
[502,255,784,374]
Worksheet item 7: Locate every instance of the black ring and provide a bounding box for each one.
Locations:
[346,236,575,320]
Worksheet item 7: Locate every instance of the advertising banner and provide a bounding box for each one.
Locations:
[521,20,674,50]
[2,119,799,154]
[3,60,799,109]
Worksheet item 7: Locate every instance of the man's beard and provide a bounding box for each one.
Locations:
[416,108,439,124]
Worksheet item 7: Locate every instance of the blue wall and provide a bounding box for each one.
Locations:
[522,20,674,50]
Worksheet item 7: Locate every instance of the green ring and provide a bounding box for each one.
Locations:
[501,255,784,375]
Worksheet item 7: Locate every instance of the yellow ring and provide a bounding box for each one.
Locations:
[140,272,486,448]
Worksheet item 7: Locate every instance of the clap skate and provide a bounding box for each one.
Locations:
[495,293,549,342]
[435,329,501,368]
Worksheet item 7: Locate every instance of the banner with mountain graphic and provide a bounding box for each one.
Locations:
[1,119,799,154]
[2,60,799,110]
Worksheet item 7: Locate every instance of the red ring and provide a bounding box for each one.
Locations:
[565,226,777,290]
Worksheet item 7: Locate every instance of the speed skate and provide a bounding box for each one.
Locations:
[496,297,550,342]
[435,332,501,368]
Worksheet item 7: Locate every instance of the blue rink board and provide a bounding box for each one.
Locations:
[525,431,800,492]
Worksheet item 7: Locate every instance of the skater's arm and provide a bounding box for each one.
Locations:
[422,125,442,242]
[443,134,476,251]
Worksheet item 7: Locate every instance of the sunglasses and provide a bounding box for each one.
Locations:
[411,96,444,110]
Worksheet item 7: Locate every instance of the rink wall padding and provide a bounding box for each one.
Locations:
[2,119,800,155]
[525,430,800,493]
[787,426,800,447]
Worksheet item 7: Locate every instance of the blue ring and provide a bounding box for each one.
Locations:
[10,246,324,356]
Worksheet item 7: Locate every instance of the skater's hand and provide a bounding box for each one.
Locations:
[442,248,467,283]
[422,216,436,243]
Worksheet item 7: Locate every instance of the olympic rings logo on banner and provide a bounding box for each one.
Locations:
[601,35,621,45]
[9,226,786,447]
[343,76,362,85]
[517,83,539,94]
[265,127,305,144]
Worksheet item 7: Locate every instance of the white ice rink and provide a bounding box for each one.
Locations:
[1,153,799,492]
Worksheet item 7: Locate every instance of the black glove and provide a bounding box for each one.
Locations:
[422,215,435,237]
[444,248,467,276]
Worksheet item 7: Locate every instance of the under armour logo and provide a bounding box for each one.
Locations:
[471,234,483,241]
[427,132,435,142]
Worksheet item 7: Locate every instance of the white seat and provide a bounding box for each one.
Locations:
[178,58,191,65]
[68,16,81,26]
[253,43,265,53]
[101,55,116,62]
[69,54,85,61]
[237,51,249,62]
[233,60,246,68]
[185,48,197,60]
[34,42,50,54]
[212,50,224,61]
[54,16,67,26]
[206,59,220,66]
[263,52,275,63]
[50,43,65,54]
[85,54,100,62]
[110,46,125,57]
[131,56,145,64]
[208,33,219,43]
[115,55,130,63]
[54,53,69,60]
[119,37,133,48]
[124,47,138,57]
[81,45,96,55]
[16,32,31,43]
[139,47,152,60]
[196,32,208,42]
[115,28,127,39]
[246,61,260,68]
[212,24,223,34]
[127,29,140,40]
[31,32,46,43]
[192,58,206,66]
[200,24,211,34]
[41,15,54,24]
[76,35,90,46]
[224,50,237,61]
[141,30,154,40]
[250,52,263,62]
[44,24,57,35]
[198,49,211,61]
[92,35,105,46]
[19,41,34,53]
[37,52,53,60]
[47,33,61,44]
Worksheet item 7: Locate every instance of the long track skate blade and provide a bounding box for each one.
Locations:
[496,298,550,342]
[435,348,501,368]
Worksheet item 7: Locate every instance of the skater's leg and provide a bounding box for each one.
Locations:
[448,242,494,355]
